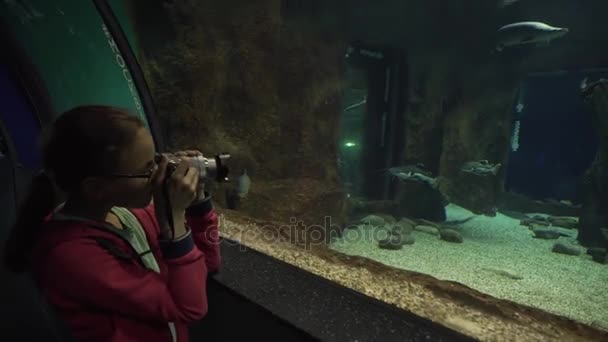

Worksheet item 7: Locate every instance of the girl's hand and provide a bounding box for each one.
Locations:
[173,150,206,201]
[151,154,199,239]
[172,150,203,158]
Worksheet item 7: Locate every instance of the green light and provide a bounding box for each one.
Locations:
[344,141,357,148]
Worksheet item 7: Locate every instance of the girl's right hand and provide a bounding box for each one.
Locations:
[151,154,200,237]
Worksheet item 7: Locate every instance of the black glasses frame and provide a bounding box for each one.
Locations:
[96,165,157,179]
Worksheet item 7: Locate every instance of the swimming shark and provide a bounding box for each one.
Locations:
[495,21,569,52]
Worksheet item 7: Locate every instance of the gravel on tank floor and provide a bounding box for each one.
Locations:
[330,204,608,328]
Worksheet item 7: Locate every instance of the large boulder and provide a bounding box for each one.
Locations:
[578,80,608,248]
[394,180,446,222]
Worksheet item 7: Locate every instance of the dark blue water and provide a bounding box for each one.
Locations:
[505,71,601,203]
[0,62,42,170]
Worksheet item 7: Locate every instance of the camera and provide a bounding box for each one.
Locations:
[156,152,231,183]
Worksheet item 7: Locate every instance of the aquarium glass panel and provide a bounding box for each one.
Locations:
[122,0,608,339]
[0,0,150,128]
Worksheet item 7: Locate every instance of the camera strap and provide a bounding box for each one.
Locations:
[163,178,176,240]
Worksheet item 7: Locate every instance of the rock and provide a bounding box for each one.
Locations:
[587,248,608,264]
[378,236,403,250]
[587,247,607,257]
[378,233,414,250]
[532,228,562,239]
[547,216,578,229]
[531,227,574,239]
[592,253,608,264]
[555,226,576,237]
[439,228,463,243]
[551,242,582,256]
[414,225,440,236]
[360,215,385,227]
[530,215,550,222]
[415,219,440,228]
[400,234,416,245]
[377,214,396,224]
[499,209,529,220]
[520,218,550,227]
[391,222,414,236]
[398,217,417,227]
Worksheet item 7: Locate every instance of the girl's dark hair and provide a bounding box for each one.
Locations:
[4,105,145,273]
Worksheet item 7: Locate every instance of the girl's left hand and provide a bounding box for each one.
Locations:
[173,150,203,158]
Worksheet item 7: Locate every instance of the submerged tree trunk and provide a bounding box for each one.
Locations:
[578,80,608,248]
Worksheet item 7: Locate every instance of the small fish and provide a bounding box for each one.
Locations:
[482,267,523,280]
[495,21,569,52]
[580,77,588,91]
[237,169,251,198]
[460,160,501,176]
[344,96,367,111]
[497,0,520,8]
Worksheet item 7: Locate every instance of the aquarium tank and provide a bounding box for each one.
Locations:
[2,0,608,341]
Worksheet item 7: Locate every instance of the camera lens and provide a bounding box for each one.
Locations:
[187,153,230,183]
[210,153,230,182]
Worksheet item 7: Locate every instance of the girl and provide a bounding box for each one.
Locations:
[4,105,220,342]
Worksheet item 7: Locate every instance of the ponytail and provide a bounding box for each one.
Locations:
[3,105,144,273]
[3,171,57,273]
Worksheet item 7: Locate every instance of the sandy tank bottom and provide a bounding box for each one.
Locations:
[329,203,608,328]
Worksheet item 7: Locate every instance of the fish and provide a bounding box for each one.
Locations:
[386,164,431,177]
[482,267,524,280]
[511,120,521,152]
[460,160,501,176]
[388,168,439,188]
[237,169,251,198]
[497,0,520,8]
[515,83,526,113]
[580,77,588,91]
[344,96,367,111]
[445,216,477,226]
[580,78,608,99]
[495,21,569,52]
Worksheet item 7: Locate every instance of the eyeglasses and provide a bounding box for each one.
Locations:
[97,164,157,180]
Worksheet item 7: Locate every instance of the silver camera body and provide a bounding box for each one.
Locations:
[164,153,230,183]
